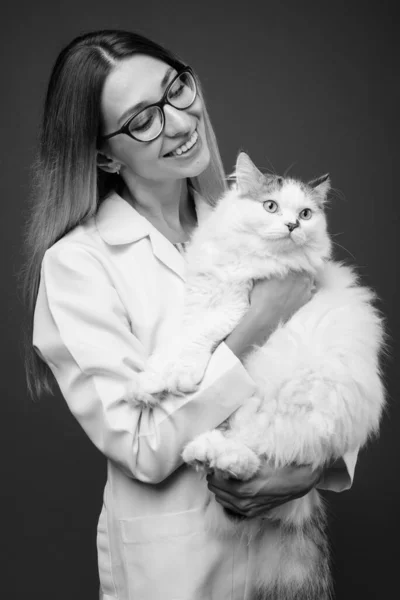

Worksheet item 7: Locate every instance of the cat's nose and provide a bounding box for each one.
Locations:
[286,219,300,233]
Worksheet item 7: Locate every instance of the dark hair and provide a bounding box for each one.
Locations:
[20,30,226,400]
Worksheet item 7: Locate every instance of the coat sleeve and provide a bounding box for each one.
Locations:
[33,242,257,484]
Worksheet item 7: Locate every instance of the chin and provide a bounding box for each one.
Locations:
[172,144,211,179]
[188,146,211,177]
[291,234,307,246]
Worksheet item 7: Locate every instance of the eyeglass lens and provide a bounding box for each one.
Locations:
[128,71,197,142]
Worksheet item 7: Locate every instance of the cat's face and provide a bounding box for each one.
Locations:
[233,153,332,258]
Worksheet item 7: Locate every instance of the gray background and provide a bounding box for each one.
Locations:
[2,1,398,598]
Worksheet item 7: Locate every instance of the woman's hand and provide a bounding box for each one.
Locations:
[206,462,323,519]
[225,272,315,361]
[249,272,315,320]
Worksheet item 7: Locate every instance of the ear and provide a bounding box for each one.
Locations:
[235,152,266,196]
[308,173,331,203]
[97,151,122,174]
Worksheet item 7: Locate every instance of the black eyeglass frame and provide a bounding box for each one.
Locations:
[101,66,197,143]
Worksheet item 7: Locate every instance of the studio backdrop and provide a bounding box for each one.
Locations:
[2,1,398,599]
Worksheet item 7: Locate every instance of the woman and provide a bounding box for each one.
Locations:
[22,30,357,600]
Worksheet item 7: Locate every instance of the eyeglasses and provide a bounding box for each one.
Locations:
[101,67,197,143]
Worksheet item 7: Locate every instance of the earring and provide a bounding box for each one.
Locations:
[115,166,120,176]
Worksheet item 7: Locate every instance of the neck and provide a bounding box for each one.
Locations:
[121,174,196,243]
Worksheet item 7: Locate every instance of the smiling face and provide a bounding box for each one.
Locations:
[99,54,211,183]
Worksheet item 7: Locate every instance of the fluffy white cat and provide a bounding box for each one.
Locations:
[135,152,386,600]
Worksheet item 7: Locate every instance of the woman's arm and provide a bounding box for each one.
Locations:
[33,242,257,484]
[206,450,359,519]
[224,274,315,361]
[206,463,324,519]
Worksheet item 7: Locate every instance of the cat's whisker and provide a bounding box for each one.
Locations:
[331,240,356,260]
[329,187,347,203]
[260,156,278,176]
[283,162,297,178]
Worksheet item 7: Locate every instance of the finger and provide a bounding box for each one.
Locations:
[208,485,253,511]
[209,481,297,513]
[207,475,295,500]
[208,481,267,513]
[207,469,318,502]
[216,494,297,517]
[206,474,249,498]
[207,475,296,503]
[207,478,259,502]
[207,472,269,498]
[214,495,249,517]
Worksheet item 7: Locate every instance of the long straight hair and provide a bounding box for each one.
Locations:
[20,30,227,400]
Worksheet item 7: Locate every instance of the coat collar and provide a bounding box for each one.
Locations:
[95,190,213,281]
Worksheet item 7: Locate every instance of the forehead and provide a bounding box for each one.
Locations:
[274,180,317,208]
[101,54,173,125]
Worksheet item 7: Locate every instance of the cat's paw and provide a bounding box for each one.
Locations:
[212,440,261,480]
[131,371,167,406]
[166,368,201,394]
[183,431,260,480]
[166,353,211,394]
[182,430,226,470]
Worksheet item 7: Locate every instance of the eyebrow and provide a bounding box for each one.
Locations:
[117,66,176,126]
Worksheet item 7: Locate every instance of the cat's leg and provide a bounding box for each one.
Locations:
[166,289,251,393]
[165,336,214,394]
[127,384,160,407]
[132,332,197,403]
[132,370,169,405]
[134,338,209,398]
[132,347,179,402]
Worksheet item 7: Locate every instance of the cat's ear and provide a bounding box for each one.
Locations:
[234,152,265,196]
[308,173,331,205]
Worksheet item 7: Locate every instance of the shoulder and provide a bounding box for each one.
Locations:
[43,191,141,267]
[43,218,103,271]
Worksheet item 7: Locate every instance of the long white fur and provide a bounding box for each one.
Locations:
[137,152,386,599]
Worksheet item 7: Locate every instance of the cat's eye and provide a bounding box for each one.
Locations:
[263,200,278,213]
[299,208,312,220]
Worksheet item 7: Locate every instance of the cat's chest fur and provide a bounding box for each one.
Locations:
[186,233,325,285]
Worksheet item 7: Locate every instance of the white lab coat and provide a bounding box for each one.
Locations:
[33,190,357,600]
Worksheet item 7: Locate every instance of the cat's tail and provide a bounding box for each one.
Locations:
[266,488,322,527]
[204,488,332,599]
[251,496,332,600]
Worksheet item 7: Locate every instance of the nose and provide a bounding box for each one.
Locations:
[163,104,193,137]
[286,219,300,233]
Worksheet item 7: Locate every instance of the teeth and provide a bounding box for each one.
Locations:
[171,130,198,156]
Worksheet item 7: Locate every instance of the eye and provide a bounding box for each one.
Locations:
[130,110,157,133]
[169,81,185,99]
[263,200,278,213]
[299,208,312,220]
